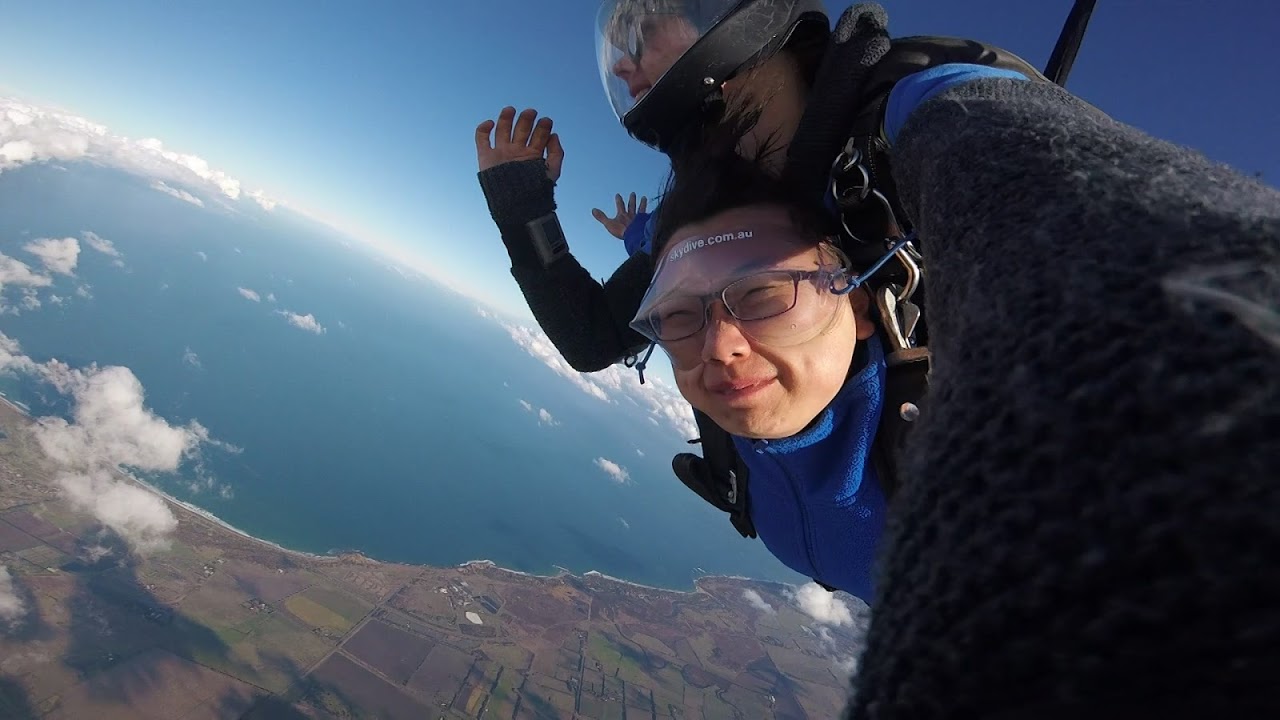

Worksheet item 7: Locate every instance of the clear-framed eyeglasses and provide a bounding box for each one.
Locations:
[630,266,856,346]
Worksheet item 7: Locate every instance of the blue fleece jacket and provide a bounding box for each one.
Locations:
[733,335,889,602]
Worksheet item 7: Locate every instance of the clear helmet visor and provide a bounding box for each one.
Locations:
[595,0,741,121]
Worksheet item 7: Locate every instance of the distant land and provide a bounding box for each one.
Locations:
[0,399,863,719]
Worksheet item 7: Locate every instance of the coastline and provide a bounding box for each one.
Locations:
[0,392,768,597]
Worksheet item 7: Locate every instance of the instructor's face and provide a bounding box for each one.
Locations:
[611,15,699,103]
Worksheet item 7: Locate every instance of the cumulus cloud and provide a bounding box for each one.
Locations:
[151,180,204,207]
[0,566,24,625]
[0,252,53,289]
[266,292,276,303]
[788,582,853,627]
[784,583,869,677]
[247,189,277,211]
[537,408,558,427]
[82,231,120,258]
[518,399,533,412]
[0,334,36,373]
[23,237,79,275]
[237,287,261,302]
[1,97,277,212]
[276,310,325,334]
[594,457,630,485]
[195,251,208,262]
[183,347,201,369]
[494,320,697,439]
[618,517,630,530]
[743,589,776,615]
[0,332,228,553]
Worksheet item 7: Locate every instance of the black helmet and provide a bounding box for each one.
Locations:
[595,0,829,154]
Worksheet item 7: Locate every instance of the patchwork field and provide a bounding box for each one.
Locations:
[0,399,865,719]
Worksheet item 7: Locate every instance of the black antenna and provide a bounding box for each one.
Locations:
[1044,0,1097,86]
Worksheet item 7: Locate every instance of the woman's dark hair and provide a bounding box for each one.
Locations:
[651,107,834,260]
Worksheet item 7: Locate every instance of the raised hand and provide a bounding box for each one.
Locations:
[591,192,648,240]
[475,107,564,181]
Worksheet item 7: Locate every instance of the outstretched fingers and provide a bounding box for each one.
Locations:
[512,108,538,146]
[530,116,554,151]
[494,106,516,146]
[546,133,564,181]
[474,119,495,154]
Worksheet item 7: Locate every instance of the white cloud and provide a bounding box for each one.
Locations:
[196,251,208,262]
[57,469,178,553]
[276,310,325,334]
[635,448,645,457]
[82,231,121,258]
[266,293,276,303]
[0,566,24,625]
[0,251,52,289]
[19,292,40,311]
[537,408,558,427]
[743,589,776,615]
[493,319,697,439]
[594,457,630,485]
[788,583,853,627]
[237,287,261,302]
[0,333,36,373]
[23,237,80,275]
[247,189,277,211]
[1,97,278,213]
[183,347,201,369]
[151,180,204,207]
[618,517,630,530]
[49,294,64,306]
[0,332,229,553]
[518,399,533,412]
[75,285,92,299]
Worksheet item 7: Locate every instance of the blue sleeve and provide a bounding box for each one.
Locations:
[623,210,655,256]
[884,63,1031,144]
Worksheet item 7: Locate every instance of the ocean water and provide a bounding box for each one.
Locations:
[0,163,805,590]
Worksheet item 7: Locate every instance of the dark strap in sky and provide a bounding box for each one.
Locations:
[1044,0,1098,86]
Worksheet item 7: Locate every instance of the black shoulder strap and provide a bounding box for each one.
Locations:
[1044,0,1098,87]
[672,410,756,539]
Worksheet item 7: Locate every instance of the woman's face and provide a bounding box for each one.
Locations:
[637,205,875,439]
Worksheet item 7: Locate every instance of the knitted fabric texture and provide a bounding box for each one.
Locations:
[844,76,1280,719]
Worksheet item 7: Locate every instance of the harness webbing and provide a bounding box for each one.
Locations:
[1044,0,1098,87]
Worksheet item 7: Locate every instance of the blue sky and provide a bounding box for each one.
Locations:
[1,0,1276,317]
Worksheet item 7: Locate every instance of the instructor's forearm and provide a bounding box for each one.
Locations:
[850,77,1280,718]
[479,159,651,372]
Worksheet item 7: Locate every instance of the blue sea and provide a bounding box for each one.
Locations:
[0,163,805,590]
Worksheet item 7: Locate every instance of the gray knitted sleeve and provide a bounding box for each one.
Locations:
[847,77,1280,718]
